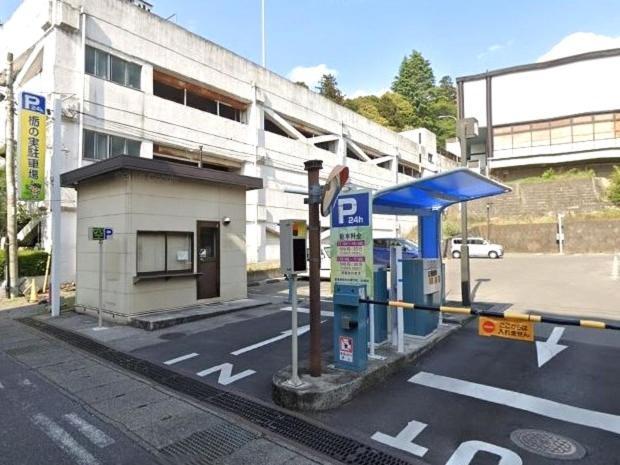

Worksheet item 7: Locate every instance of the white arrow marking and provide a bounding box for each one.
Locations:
[196,363,255,385]
[536,327,567,368]
[231,324,311,355]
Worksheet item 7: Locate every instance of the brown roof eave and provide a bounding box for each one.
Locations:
[60,155,262,191]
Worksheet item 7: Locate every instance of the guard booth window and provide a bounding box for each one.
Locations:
[136,231,193,276]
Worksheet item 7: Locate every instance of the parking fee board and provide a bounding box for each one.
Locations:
[330,190,373,297]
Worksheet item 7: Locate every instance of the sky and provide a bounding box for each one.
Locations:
[2,0,620,96]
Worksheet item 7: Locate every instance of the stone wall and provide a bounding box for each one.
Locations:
[471,219,620,254]
[468,177,609,219]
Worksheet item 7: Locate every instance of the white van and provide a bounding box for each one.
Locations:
[299,244,332,279]
[450,237,504,259]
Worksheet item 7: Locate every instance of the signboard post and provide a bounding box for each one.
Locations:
[330,189,374,358]
[89,227,113,329]
[19,93,47,201]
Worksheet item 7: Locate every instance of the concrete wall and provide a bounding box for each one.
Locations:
[472,219,620,254]
[75,171,248,320]
[468,177,609,219]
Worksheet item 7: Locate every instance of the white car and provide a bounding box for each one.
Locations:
[450,237,504,259]
[299,244,332,280]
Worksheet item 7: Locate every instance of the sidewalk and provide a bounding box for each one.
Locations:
[0,306,330,465]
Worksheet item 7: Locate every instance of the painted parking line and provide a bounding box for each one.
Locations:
[31,413,101,465]
[164,352,199,365]
[409,372,620,435]
[196,363,255,385]
[281,306,334,317]
[231,324,311,355]
[63,413,115,448]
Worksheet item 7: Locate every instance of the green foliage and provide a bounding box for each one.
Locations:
[316,74,344,104]
[0,249,49,281]
[392,50,435,127]
[294,81,309,89]
[541,168,555,179]
[608,166,620,205]
[345,92,415,132]
[442,220,460,238]
[342,50,457,147]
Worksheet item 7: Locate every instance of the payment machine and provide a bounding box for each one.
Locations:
[333,284,368,371]
[402,258,441,336]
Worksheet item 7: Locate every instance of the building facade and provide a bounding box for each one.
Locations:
[1,0,445,282]
[457,49,620,180]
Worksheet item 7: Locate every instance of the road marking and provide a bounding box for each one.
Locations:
[19,378,33,386]
[164,352,199,366]
[31,413,100,465]
[196,363,256,385]
[231,324,311,355]
[372,420,428,457]
[446,441,522,465]
[0,381,4,389]
[536,327,567,368]
[63,413,115,448]
[281,306,334,317]
[409,372,620,435]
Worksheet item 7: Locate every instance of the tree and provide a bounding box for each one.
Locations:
[608,166,620,205]
[391,50,435,126]
[429,75,457,146]
[294,81,309,89]
[345,92,415,132]
[316,74,344,104]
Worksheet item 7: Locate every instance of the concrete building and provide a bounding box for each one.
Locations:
[1,0,446,283]
[61,156,261,320]
[457,49,620,180]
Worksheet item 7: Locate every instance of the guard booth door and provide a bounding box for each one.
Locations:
[197,221,220,299]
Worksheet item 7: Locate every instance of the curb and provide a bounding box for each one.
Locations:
[272,315,475,411]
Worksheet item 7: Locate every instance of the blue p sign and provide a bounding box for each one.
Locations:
[331,192,371,228]
[104,228,114,240]
[21,92,46,114]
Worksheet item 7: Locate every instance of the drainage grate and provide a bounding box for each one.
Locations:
[510,429,586,460]
[160,422,258,464]
[18,317,413,465]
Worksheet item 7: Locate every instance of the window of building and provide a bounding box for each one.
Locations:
[153,69,245,123]
[85,46,141,89]
[512,124,531,149]
[550,119,572,145]
[83,129,141,160]
[571,115,593,142]
[531,122,550,147]
[137,231,193,276]
[398,163,415,177]
[594,114,614,140]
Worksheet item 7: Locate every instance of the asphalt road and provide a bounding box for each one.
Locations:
[127,305,620,465]
[0,350,160,465]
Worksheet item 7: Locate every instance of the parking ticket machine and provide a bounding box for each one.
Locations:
[402,258,441,336]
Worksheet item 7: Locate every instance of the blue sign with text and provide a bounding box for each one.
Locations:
[331,191,371,228]
[21,92,46,114]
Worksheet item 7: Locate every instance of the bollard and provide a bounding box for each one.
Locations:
[29,278,38,303]
[612,254,619,281]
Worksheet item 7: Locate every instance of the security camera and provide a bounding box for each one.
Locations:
[222,217,231,226]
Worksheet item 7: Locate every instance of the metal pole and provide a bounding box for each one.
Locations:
[396,246,404,353]
[261,0,266,67]
[98,239,103,327]
[369,302,375,357]
[486,203,491,240]
[5,53,18,299]
[289,273,301,385]
[457,123,471,307]
[304,159,322,377]
[51,98,62,317]
[558,213,564,255]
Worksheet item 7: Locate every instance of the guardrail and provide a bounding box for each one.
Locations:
[360,298,620,331]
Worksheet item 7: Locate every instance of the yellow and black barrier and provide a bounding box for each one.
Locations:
[360,298,620,331]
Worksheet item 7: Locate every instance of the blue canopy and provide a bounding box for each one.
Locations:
[373,168,511,216]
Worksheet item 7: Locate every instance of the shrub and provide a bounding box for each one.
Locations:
[442,220,460,238]
[0,249,49,281]
[608,166,620,206]
[541,168,556,180]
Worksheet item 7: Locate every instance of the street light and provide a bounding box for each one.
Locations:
[439,115,479,307]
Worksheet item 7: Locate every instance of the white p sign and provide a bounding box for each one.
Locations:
[337,197,357,225]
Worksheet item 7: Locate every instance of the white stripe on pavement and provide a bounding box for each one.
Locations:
[231,325,311,356]
[164,352,199,366]
[281,306,334,317]
[409,372,620,435]
[63,413,115,448]
[31,413,101,465]
[0,381,4,389]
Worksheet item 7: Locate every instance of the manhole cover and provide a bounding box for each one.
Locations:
[510,429,586,460]
[159,332,186,340]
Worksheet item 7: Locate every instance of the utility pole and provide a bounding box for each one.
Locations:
[304,159,322,377]
[5,53,18,299]
[458,120,471,306]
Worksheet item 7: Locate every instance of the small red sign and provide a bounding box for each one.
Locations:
[482,320,496,333]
